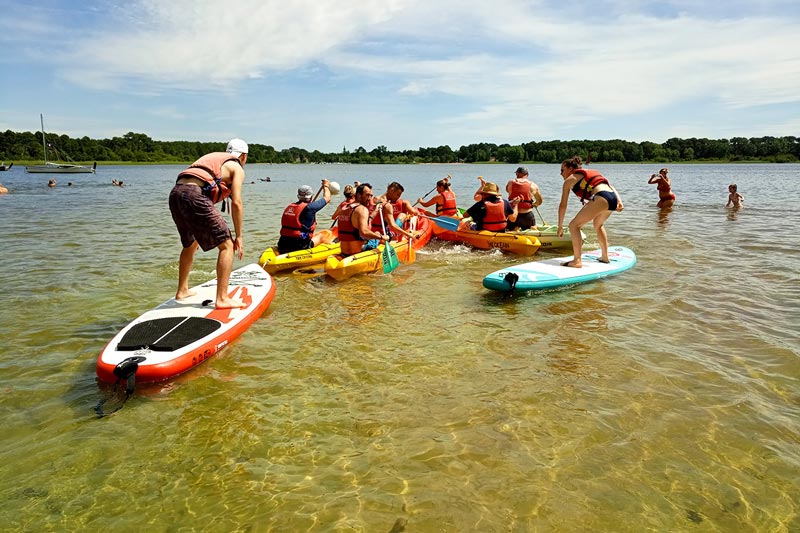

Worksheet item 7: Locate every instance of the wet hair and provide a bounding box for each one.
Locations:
[387,181,404,192]
[356,183,372,196]
[728,183,737,191]
[436,179,451,190]
[561,155,583,170]
[343,184,355,198]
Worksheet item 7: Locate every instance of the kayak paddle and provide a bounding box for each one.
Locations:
[379,208,400,273]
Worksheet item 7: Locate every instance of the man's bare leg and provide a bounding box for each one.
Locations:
[176,241,199,300]
[215,239,245,309]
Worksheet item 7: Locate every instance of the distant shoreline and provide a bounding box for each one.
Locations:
[4,159,794,167]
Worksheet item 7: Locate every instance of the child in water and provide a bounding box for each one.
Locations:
[726,184,744,209]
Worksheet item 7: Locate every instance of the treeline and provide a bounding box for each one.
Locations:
[1,130,798,164]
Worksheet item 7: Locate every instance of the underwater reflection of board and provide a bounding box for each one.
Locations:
[96,264,275,383]
[482,246,636,292]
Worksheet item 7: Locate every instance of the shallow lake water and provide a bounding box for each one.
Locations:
[0,162,798,531]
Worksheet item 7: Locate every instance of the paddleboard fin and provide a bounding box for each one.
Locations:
[95,356,146,418]
[503,272,519,297]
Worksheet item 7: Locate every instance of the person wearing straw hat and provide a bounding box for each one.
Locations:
[463,181,519,231]
[505,166,543,230]
[169,138,248,309]
[277,179,333,253]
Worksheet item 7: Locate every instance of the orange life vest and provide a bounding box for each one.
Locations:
[177,152,240,203]
[371,199,404,232]
[337,203,362,242]
[481,199,507,232]
[437,190,458,216]
[571,169,610,204]
[508,179,532,207]
[280,202,315,238]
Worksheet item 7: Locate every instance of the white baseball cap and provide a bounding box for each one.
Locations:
[226,138,248,157]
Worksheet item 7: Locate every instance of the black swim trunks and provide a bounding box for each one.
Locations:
[169,183,231,251]
[508,210,536,231]
[277,235,313,254]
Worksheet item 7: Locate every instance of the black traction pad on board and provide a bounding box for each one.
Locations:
[117,317,221,352]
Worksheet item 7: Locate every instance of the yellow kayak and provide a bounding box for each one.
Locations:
[323,216,431,281]
[324,239,414,281]
[258,229,339,274]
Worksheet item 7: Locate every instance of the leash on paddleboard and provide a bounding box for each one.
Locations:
[95,356,146,418]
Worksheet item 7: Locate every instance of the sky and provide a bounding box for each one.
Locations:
[1,0,799,153]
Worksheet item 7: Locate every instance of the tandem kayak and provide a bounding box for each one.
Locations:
[258,228,339,274]
[324,216,432,280]
[431,217,541,256]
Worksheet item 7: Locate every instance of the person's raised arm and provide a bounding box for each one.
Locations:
[474,176,486,201]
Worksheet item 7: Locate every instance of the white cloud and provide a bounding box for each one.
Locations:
[5,0,799,147]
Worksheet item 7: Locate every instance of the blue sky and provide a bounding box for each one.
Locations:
[1,0,798,152]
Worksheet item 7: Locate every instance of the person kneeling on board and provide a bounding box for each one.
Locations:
[462,181,519,231]
[277,180,333,253]
[169,138,248,309]
[338,183,390,257]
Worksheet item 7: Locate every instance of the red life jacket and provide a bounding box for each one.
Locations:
[177,152,241,203]
[338,203,362,242]
[508,179,532,207]
[280,202,315,238]
[371,199,404,232]
[571,169,610,204]
[437,190,458,216]
[481,199,507,232]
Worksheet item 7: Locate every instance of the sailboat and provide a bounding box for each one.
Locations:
[25,114,97,174]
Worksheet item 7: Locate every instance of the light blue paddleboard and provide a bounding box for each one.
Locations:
[483,246,636,292]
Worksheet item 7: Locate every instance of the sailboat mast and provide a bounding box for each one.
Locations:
[39,113,48,163]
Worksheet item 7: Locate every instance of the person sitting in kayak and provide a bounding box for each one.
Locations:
[331,183,356,222]
[370,182,419,241]
[338,183,390,256]
[648,168,675,209]
[557,155,624,268]
[417,177,458,218]
[277,180,333,253]
[505,166,543,231]
[462,181,519,232]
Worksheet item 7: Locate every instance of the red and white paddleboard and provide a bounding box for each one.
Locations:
[97,263,275,384]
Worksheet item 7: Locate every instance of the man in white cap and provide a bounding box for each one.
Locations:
[277,180,333,253]
[169,138,248,308]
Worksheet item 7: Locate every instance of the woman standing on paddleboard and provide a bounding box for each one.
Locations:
[557,156,623,268]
